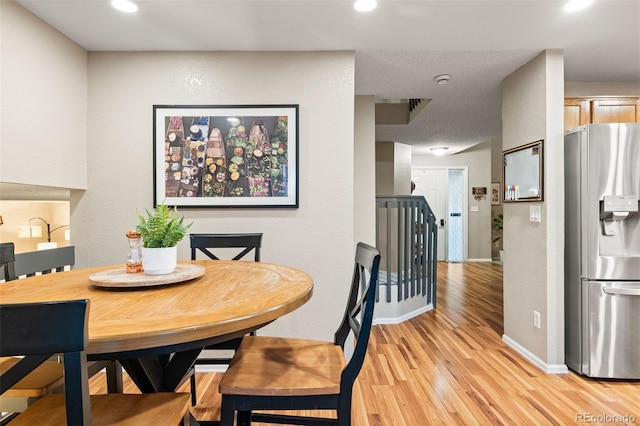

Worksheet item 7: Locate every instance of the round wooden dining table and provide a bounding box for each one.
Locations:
[0,260,313,393]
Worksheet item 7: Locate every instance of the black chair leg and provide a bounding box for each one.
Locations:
[337,406,351,426]
[220,395,235,426]
[238,410,251,426]
[190,370,197,406]
[106,360,123,393]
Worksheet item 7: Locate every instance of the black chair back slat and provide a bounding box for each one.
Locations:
[0,300,88,357]
[190,233,262,261]
[0,355,51,394]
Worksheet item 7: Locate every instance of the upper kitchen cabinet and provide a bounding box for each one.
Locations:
[592,98,640,124]
[565,97,640,133]
[564,98,591,132]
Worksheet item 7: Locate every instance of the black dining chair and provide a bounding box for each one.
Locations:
[189,233,263,405]
[218,242,381,426]
[0,299,192,425]
[0,242,65,423]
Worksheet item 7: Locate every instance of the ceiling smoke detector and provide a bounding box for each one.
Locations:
[434,74,451,85]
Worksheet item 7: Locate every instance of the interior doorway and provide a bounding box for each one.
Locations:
[447,169,464,261]
[411,167,467,261]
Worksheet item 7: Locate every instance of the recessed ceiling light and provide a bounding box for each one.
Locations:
[354,0,377,12]
[563,0,594,12]
[430,147,449,156]
[434,74,451,85]
[111,0,138,13]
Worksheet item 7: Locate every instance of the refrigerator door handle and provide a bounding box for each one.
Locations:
[602,286,640,296]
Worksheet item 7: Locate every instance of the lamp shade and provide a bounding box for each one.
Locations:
[31,226,43,238]
[17,226,30,238]
[18,225,42,238]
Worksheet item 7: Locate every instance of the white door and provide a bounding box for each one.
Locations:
[411,168,447,261]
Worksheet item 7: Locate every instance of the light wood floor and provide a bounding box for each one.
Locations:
[90,262,640,425]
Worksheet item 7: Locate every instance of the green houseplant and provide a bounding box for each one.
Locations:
[491,213,503,243]
[492,213,504,262]
[137,202,191,248]
[136,202,191,275]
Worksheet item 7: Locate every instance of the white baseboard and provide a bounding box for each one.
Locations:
[502,334,569,375]
[194,364,228,373]
[467,258,493,262]
[373,303,433,325]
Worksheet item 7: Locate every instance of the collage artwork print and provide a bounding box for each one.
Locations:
[155,106,298,207]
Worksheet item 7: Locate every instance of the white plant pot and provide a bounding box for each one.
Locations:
[499,249,504,263]
[142,246,177,275]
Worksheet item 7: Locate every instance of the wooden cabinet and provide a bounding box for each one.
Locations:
[564,98,590,132]
[564,97,640,133]
[592,98,640,124]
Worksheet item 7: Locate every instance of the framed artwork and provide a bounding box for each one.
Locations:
[472,186,487,202]
[154,105,299,208]
[491,182,501,205]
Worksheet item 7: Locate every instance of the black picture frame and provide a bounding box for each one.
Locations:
[153,104,299,208]
[502,139,544,203]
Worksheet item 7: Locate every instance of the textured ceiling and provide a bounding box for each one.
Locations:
[15,0,640,155]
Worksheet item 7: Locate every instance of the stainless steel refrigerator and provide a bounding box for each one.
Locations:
[564,123,640,379]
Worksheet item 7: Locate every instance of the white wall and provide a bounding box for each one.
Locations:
[394,143,412,195]
[412,140,492,260]
[374,141,412,196]
[354,96,377,246]
[0,1,87,190]
[501,50,565,371]
[375,142,394,195]
[565,82,640,97]
[73,50,356,341]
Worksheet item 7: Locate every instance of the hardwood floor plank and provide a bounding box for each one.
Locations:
[89,262,640,425]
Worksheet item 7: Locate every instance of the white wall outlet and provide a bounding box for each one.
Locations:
[533,310,541,328]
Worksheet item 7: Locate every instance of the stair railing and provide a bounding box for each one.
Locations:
[375,196,437,306]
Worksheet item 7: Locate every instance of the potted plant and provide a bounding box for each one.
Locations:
[492,213,503,262]
[136,202,192,275]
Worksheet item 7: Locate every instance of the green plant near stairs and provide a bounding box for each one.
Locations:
[492,213,503,243]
